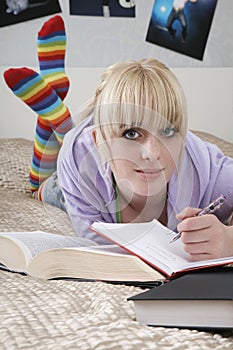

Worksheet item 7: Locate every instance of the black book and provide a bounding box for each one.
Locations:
[128,268,233,330]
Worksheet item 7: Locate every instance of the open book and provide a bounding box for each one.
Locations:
[0,231,165,281]
[91,219,233,278]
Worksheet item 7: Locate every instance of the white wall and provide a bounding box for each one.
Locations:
[1,66,232,143]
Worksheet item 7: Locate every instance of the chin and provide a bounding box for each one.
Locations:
[132,187,164,198]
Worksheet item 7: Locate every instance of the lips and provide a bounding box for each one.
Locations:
[135,168,164,179]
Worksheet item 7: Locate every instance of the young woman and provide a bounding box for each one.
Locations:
[57,58,233,262]
[4,15,233,261]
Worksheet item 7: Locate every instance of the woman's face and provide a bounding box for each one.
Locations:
[107,125,184,199]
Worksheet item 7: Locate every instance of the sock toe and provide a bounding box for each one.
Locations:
[38,15,65,38]
[3,67,36,90]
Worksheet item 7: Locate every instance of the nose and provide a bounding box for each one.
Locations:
[141,135,162,160]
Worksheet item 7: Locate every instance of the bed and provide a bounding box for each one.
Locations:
[0,133,233,350]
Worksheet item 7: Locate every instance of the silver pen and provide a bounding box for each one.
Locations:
[170,194,226,243]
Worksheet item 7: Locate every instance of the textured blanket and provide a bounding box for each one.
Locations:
[0,135,233,350]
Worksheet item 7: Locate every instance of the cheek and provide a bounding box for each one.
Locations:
[165,153,176,178]
[109,159,133,178]
[162,140,183,178]
[165,138,183,164]
[109,139,141,163]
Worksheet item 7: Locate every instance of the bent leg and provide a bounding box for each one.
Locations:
[166,8,177,38]
[3,68,72,192]
[3,15,73,203]
[179,11,187,41]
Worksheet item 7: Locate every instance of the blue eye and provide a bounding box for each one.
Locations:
[122,128,140,140]
[160,127,177,138]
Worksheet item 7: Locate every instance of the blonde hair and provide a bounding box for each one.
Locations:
[78,58,187,147]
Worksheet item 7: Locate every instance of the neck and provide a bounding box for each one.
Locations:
[118,186,168,224]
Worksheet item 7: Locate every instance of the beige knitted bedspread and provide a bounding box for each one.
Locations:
[0,136,233,350]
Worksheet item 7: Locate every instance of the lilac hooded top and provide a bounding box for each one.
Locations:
[57,115,233,244]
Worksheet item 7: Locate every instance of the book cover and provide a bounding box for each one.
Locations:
[128,268,233,329]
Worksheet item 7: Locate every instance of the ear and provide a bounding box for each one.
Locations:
[92,130,98,147]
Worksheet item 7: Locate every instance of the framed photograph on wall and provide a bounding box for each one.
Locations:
[69,0,136,18]
[146,0,218,60]
[0,0,61,28]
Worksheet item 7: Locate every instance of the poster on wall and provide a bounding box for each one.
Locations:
[146,0,218,60]
[0,0,61,28]
[69,0,136,18]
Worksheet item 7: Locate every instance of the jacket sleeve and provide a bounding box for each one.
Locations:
[57,129,116,244]
[187,131,233,222]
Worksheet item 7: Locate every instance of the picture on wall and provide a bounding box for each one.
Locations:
[69,0,135,18]
[146,0,218,60]
[0,0,61,28]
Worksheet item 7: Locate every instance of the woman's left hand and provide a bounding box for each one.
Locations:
[176,207,233,261]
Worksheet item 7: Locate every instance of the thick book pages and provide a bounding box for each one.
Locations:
[0,231,95,270]
[91,219,233,277]
[0,231,165,281]
[128,268,233,329]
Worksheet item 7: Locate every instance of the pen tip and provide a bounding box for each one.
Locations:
[169,234,181,243]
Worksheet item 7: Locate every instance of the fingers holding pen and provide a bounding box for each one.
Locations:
[174,196,231,260]
[176,206,200,221]
[176,207,213,239]
[176,208,223,261]
[176,195,227,236]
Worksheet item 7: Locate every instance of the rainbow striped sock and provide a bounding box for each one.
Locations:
[37,15,70,100]
[30,116,59,193]
[3,16,73,194]
[3,67,73,192]
[35,15,72,194]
